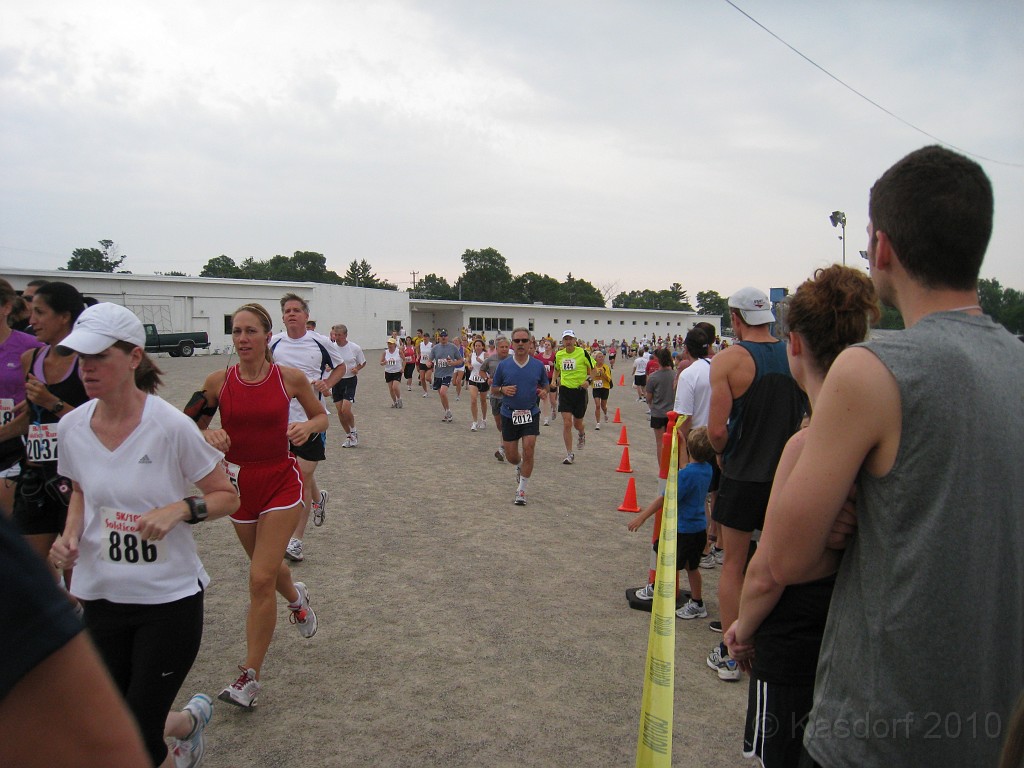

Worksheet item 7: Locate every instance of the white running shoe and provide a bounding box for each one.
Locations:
[494,447,506,462]
[289,582,318,639]
[562,452,575,465]
[312,491,328,527]
[543,417,550,426]
[634,583,655,601]
[219,667,260,708]
[342,437,354,448]
[170,693,213,768]
[477,420,485,430]
[349,432,359,447]
[284,538,303,562]
[470,422,478,432]
[577,432,586,450]
[676,599,708,620]
[514,489,526,506]
[595,422,601,431]
[699,552,716,569]
[422,391,429,397]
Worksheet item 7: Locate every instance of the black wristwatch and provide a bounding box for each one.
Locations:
[184,496,208,525]
[50,399,65,414]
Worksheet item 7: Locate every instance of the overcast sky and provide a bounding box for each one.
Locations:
[2,0,1021,300]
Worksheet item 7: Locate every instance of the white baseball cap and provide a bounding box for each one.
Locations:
[728,287,775,325]
[57,303,146,355]
[562,329,576,339]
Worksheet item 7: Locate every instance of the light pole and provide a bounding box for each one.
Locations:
[829,211,847,265]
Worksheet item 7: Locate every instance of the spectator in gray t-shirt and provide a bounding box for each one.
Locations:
[480,335,510,461]
[429,329,463,422]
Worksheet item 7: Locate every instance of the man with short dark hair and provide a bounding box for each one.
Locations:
[767,146,1023,767]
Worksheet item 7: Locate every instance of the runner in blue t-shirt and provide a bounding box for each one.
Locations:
[491,327,549,506]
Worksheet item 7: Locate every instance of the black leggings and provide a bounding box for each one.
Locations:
[83,590,204,766]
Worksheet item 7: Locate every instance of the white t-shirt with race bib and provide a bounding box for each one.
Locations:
[57,396,223,605]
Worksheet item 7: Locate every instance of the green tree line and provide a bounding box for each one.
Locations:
[61,241,1024,333]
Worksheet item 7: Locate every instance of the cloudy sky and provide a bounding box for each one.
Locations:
[1,0,1021,299]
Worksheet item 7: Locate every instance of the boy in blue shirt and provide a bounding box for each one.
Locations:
[628,427,716,620]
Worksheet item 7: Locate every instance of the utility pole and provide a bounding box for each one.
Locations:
[410,271,418,295]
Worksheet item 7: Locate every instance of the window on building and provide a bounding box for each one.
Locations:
[386,320,401,335]
[644,321,648,325]
[469,316,514,332]
[223,315,233,334]
[528,318,535,331]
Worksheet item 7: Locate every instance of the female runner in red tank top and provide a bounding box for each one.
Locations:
[192,303,328,709]
[533,339,557,425]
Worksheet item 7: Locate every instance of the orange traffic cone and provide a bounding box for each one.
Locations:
[617,426,629,446]
[616,446,634,473]
[618,374,625,386]
[618,476,640,512]
[612,407,621,423]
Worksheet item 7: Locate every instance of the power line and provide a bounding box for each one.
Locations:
[721,0,1024,169]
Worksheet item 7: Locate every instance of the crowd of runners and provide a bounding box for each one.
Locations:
[1,146,1022,768]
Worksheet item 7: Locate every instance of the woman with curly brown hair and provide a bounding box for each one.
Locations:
[724,264,879,767]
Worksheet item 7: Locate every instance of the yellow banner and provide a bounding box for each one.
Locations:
[635,417,683,767]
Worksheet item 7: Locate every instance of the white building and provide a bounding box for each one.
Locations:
[2,267,720,351]
[408,299,719,344]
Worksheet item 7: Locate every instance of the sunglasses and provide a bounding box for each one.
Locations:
[512,338,530,343]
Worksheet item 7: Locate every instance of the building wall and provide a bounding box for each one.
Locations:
[1,268,411,353]
[410,300,721,343]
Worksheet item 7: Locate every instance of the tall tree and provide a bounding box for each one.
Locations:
[410,273,454,299]
[978,277,1024,333]
[63,239,127,272]
[560,273,604,307]
[458,248,513,302]
[200,255,242,278]
[510,272,563,305]
[696,290,730,329]
[342,259,395,289]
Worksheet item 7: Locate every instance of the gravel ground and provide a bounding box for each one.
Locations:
[156,354,748,768]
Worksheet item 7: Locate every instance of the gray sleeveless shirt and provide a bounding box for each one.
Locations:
[806,311,1024,767]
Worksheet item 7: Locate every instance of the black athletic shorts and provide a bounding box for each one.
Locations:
[290,432,327,462]
[403,362,416,378]
[712,476,772,533]
[331,377,358,403]
[432,375,453,391]
[591,386,609,400]
[650,416,668,430]
[634,374,647,387]
[384,371,402,383]
[557,386,588,419]
[501,412,541,442]
[652,530,707,573]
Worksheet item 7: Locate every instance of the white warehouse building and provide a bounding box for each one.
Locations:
[2,268,721,351]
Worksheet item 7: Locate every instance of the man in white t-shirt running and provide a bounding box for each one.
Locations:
[271,293,346,562]
[329,324,367,448]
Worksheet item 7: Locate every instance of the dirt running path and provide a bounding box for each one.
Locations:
[160,355,748,767]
